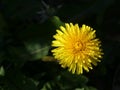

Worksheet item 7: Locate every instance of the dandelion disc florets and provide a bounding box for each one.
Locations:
[51,23,103,74]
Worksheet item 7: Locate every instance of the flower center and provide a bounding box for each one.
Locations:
[75,41,82,49]
[73,41,84,53]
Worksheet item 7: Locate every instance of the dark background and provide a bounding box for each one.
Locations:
[0,0,120,90]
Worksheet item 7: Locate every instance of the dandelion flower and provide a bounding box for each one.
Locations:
[51,23,103,74]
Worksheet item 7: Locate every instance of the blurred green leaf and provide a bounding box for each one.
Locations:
[41,82,52,90]
[84,86,97,90]
[52,71,89,90]
[0,66,5,77]
[75,88,84,90]
[61,71,88,86]
[50,16,64,28]
[3,69,38,90]
[25,40,50,60]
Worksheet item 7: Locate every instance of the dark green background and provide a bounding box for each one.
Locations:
[0,0,120,90]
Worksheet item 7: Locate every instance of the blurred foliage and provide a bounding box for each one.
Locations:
[0,0,120,90]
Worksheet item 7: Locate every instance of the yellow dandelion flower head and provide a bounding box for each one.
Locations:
[51,23,103,74]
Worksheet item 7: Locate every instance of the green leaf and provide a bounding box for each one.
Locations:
[61,71,88,86]
[84,86,97,90]
[54,71,89,90]
[50,16,64,28]
[25,40,50,60]
[0,66,5,77]
[41,82,52,90]
[3,69,38,90]
[75,88,84,90]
